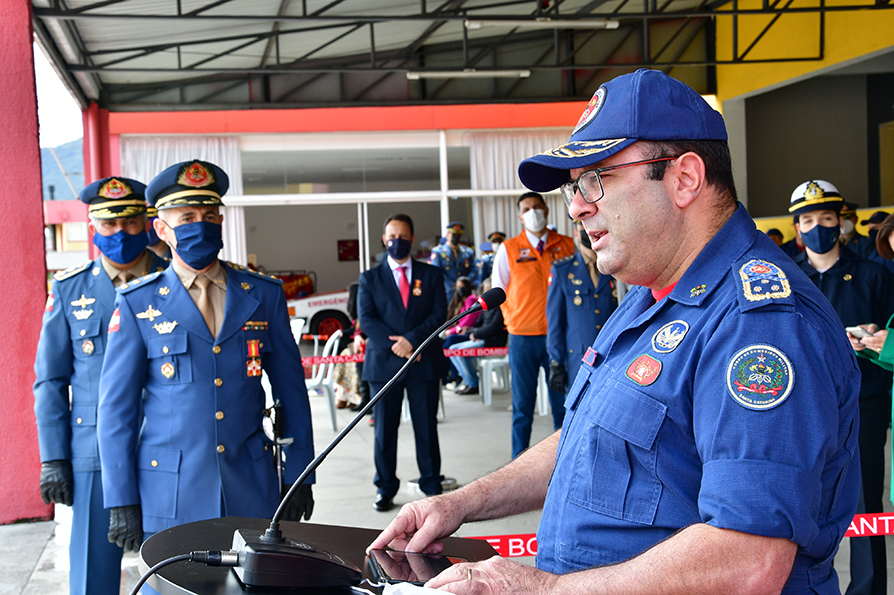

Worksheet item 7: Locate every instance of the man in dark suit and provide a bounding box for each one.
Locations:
[359,214,448,511]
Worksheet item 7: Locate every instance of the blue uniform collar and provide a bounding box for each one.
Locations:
[665,203,754,307]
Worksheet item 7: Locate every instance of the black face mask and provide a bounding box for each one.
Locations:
[579,229,592,251]
[449,235,460,246]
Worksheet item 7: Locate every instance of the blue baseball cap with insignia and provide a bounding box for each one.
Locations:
[80,177,148,219]
[518,69,727,192]
[146,160,229,210]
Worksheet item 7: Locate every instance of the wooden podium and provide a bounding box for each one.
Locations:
[140,517,499,594]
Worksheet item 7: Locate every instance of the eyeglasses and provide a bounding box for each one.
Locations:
[559,156,681,208]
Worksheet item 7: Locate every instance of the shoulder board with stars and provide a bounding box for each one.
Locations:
[53,261,92,281]
[223,261,283,285]
[735,258,796,312]
[118,270,165,294]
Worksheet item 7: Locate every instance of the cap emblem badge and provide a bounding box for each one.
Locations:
[573,87,606,136]
[178,162,215,188]
[98,178,132,199]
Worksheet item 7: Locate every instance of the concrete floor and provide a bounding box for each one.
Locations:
[2,378,892,594]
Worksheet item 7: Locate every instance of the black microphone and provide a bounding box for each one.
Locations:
[231,287,507,588]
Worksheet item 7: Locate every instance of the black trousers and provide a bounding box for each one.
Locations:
[370,378,442,497]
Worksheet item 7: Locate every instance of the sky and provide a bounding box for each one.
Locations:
[33,43,84,148]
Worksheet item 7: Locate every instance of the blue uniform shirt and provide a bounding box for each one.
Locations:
[428,243,474,300]
[97,262,314,534]
[546,253,618,384]
[537,206,861,594]
[842,232,872,258]
[795,245,894,400]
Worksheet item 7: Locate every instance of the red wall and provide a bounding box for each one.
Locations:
[108,102,588,135]
[0,0,54,523]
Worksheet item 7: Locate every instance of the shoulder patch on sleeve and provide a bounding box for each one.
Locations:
[736,259,795,312]
[726,344,795,410]
[53,261,92,281]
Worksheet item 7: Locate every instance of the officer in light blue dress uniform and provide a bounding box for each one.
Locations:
[33,178,168,595]
[428,221,475,301]
[546,225,618,392]
[97,160,315,552]
[470,231,505,287]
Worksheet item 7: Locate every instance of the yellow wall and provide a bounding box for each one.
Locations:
[714,1,894,102]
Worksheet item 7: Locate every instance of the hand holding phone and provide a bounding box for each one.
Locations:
[846,326,873,339]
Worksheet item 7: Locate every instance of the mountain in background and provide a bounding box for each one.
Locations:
[41,138,83,201]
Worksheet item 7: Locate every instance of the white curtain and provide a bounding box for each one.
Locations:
[119,136,247,265]
[468,131,573,249]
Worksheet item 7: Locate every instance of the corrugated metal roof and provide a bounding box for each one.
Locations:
[35,0,879,110]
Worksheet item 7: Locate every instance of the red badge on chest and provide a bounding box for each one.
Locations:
[625,354,662,386]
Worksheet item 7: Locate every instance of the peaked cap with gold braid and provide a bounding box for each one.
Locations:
[146,159,229,210]
[80,177,148,220]
[789,180,844,220]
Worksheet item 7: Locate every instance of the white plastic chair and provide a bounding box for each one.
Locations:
[304,329,343,431]
[479,355,510,407]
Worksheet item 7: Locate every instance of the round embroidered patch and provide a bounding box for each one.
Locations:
[726,344,794,410]
[572,87,606,136]
[652,320,689,353]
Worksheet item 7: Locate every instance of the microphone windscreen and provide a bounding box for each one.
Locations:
[477,288,506,311]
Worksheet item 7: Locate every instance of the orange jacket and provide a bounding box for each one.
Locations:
[501,230,575,335]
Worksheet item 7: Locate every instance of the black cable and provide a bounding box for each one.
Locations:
[130,550,239,595]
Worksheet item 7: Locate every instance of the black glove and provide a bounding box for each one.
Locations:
[280,484,314,522]
[39,460,73,506]
[108,505,143,552]
[548,361,567,394]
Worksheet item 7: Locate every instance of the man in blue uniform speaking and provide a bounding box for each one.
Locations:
[371,69,861,595]
[97,160,314,550]
[33,178,168,595]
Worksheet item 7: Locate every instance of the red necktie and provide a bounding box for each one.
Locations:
[536,239,545,255]
[398,266,410,308]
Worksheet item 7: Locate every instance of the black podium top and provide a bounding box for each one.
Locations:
[140,517,499,595]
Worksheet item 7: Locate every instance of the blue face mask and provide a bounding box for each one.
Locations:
[93,229,148,265]
[171,221,223,270]
[147,218,161,246]
[801,223,840,254]
[386,238,412,260]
